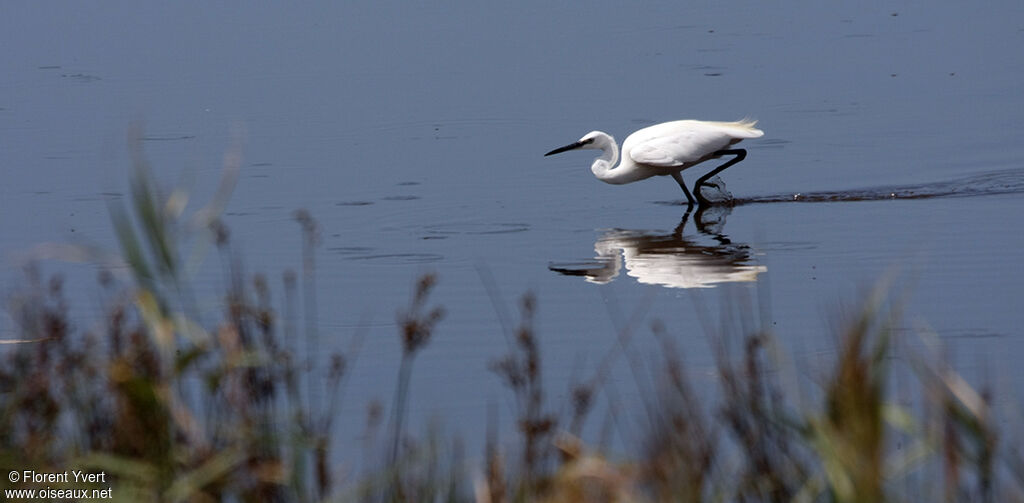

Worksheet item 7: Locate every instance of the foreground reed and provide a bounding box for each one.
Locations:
[2,137,1022,502]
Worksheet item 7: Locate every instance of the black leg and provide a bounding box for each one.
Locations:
[670,171,696,206]
[694,149,746,206]
[673,206,692,237]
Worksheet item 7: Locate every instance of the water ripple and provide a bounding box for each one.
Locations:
[735,167,1024,204]
[423,222,530,235]
[345,253,444,264]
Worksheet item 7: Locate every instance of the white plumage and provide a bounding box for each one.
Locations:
[545,119,763,205]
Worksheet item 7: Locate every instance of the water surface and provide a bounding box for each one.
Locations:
[3,2,1023,454]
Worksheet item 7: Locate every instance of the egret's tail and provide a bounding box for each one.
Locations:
[715,118,763,138]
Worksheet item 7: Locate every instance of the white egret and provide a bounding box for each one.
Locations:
[544,119,763,206]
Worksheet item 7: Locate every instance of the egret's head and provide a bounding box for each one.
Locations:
[544,131,609,156]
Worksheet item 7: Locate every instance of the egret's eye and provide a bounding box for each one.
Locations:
[581,138,594,145]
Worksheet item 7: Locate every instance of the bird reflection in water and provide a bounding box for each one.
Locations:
[549,206,766,289]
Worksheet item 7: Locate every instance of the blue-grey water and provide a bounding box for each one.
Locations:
[3,2,1024,460]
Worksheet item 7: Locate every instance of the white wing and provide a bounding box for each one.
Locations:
[627,120,762,167]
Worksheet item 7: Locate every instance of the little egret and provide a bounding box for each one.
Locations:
[544,119,763,206]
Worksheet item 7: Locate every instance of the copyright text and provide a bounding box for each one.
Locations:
[6,470,111,500]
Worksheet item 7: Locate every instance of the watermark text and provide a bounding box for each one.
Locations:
[6,470,112,500]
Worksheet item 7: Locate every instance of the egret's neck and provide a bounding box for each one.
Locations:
[590,134,621,182]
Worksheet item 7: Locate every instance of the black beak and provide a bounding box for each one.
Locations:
[544,140,586,156]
